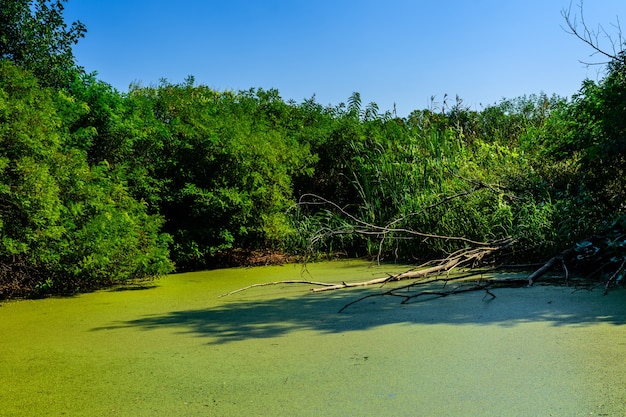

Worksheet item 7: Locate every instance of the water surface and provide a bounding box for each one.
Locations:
[1,260,625,416]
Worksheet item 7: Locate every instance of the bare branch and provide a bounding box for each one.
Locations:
[604,258,626,295]
[561,1,626,67]
[299,193,496,248]
[527,247,576,286]
[219,280,336,297]
[337,270,530,313]
[309,238,513,293]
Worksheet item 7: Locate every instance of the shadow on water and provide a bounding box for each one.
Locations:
[91,282,626,344]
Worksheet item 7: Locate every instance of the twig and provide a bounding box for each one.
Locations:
[604,258,626,295]
[219,280,336,297]
[562,259,570,286]
[299,193,497,247]
[561,0,625,66]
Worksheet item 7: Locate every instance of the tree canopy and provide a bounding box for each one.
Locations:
[0,0,86,88]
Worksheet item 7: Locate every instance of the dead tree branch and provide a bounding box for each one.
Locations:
[221,239,516,303]
[300,193,500,248]
[309,238,513,292]
[561,1,625,66]
[527,246,579,286]
[604,258,626,295]
[219,280,336,297]
[220,232,623,312]
[337,269,532,312]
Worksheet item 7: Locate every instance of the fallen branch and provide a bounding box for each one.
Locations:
[311,238,514,292]
[219,280,336,297]
[219,227,624,312]
[527,247,576,286]
[221,239,515,301]
[337,271,530,312]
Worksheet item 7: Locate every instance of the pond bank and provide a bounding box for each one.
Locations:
[1,260,625,416]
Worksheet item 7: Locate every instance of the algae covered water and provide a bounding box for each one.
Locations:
[1,260,625,416]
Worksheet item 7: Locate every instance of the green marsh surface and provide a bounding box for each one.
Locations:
[1,260,626,416]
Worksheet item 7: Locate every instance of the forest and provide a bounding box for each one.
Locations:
[1,0,625,298]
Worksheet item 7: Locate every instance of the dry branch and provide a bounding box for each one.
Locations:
[337,269,530,312]
[311,238,513,292]
[561,1,625,66]
[527,247,576,286]
[219,280,335,297]
[219,230,623,312]
[604,258,626,295]
[299,193,498,248]
[220,238,516,303]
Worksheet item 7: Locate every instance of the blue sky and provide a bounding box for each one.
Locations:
[64,1,626,117]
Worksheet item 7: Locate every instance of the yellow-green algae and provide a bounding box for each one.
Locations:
[1,260,625,416]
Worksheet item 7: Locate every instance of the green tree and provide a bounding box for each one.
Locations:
[0,0,86,88]
[0,61,172,297]
[0,61,64,263]
[556,4,626,218]
[123,82,316,269]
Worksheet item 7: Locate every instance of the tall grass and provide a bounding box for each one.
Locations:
[291,104,561,263]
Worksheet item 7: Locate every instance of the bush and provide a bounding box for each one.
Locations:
[0,61,173,297]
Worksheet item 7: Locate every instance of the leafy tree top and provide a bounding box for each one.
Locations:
[0,0,86,88]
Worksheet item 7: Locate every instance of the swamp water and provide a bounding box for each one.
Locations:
[1,260,625,416]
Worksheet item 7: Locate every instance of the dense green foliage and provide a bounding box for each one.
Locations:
[0,0,86,88]
[0,62,172,296]
[292,94,564,261]
[1,0,625,297]
[123,83,316,269]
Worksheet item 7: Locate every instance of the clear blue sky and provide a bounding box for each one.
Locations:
[64,1,626,117]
